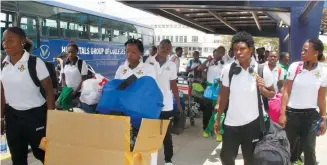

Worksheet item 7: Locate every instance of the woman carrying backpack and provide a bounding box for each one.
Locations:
[279,39,327,165]
[0,27,55,165]
[57,41,88,109]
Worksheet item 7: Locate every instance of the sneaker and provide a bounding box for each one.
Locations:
[165,163,173,165]
[202,131,209,138]
[216,134,222,142]
[292,160,304,165]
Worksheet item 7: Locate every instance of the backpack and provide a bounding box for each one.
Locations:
[1,55,58,98]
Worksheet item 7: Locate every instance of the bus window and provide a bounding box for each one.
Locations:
[18,1,58,19]
[77,24,88,40]
[60,21,68,38]
[112,29,127,43]
[40,18,58,37]
[90,25,100,41]
[1,12,14,29]
[66,22,88,40]
[129,32,141,40]
[20,16,37,37]
[101,28,111,42]
[1,12,15,51]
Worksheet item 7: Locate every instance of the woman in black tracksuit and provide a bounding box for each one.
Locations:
[1,27,55,165]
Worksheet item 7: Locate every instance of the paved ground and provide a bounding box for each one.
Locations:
[1,116,327,165]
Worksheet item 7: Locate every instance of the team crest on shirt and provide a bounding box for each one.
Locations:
[18,64,25,72]
[122,68,128,74]
[165,66,171,71]
[149,61,154,65]
[315,72,321,78]
[137,70,143,75]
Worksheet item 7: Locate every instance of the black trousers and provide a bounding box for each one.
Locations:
[285,107,320,165]
[160,110,174,163]
[220,117,261,165]
[202,98,213,130]
[5,104,47,165]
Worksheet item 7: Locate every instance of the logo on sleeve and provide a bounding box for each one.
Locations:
[18,64,25,72]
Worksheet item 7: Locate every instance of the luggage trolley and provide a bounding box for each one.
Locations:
[177,74,199,126]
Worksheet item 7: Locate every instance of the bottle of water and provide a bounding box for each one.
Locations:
[179,91,184,98]
[0,135,7,153]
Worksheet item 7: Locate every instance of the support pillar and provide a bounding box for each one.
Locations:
[289,1,324,62]
[277,26,290,54]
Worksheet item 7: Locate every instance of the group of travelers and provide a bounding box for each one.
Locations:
[0,26,326,165]
[0,26,182,165]
[212,32,326,165]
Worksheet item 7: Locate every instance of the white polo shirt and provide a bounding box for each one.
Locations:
[146,55,178,111]
[61,58,88,91]
[287,61,327,109]
[221,59,273,126]
[0,51,49,110]
[206,60,224,83]
[114,61,157,80]
[269,65,286,92]
[169,54,180,73]
[222,55,235,65]
[187,59,201,76]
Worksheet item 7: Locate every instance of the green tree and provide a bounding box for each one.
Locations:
[219,35,279,51]
[253,37,279,51]
[323,43,327,53]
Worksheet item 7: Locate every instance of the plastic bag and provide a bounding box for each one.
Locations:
[0,135,7,154]
[268,93,282,123]
[204,112,225,136]
[204,82,220,100]
[80,73,108,105]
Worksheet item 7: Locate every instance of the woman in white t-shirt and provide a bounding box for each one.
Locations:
[59,41,88,107]
[1,27,55,165]
[280,39,327,165]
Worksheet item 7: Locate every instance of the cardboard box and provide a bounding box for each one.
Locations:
[44,111,170,165]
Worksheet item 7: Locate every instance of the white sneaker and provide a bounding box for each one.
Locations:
[164,163,173,165]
